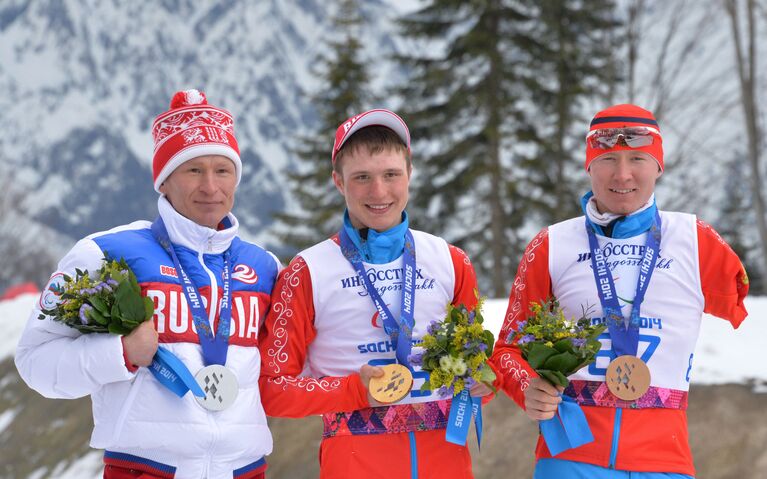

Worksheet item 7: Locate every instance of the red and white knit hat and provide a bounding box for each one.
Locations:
[152,89,241,192]
[331,109,410,164]
[586,104,663,171]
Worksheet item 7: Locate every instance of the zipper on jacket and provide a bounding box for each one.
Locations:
[409,431,418,478]
[608,408,622,468]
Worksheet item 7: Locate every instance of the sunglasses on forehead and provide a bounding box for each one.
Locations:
[587,127,660,149]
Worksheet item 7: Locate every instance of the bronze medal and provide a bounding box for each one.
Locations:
[605,355,651,401]
[369,364,413,404]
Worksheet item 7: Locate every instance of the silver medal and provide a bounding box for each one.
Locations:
[194,365,239,411]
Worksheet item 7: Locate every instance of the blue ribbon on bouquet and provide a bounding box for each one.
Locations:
[148,347,205,398]
[539,395,593,456]
[445,389,484,448]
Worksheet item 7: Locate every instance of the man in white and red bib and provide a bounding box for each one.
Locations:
[16,90,280,479]
[490,104,749,479]
[259,109,489,478]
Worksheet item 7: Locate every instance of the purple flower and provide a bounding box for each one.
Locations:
[572,338,587,348]
[517,320,528,330]
[468,311,476,323]
[437,385,452,398]
[517,334,536,345]
[478,343,488,352]
[107,278,119,287]
[78,303,93,325]
[464,377,477,389]
[97,282,113,293]
[427,320,440,335]
[408,352,424,367]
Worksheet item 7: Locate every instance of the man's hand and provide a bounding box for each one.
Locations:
[359,364,385,407]
[524,377,564,420]
[122,321,159,368]
[469,381,494,398]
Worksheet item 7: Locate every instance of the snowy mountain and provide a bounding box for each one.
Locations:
[0,0,403,250]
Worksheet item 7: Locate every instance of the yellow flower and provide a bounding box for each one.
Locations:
[421,334,438,349]
[454,377,466,394]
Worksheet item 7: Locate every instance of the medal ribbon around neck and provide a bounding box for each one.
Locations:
[152,217,233,367]
[338,227,416,368]
[585,210,662,357]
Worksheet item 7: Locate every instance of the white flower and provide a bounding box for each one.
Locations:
[451,357,468,376]
[439,355,455,372]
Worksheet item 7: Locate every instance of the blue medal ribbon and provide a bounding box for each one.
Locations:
[144,217,233,397]
[586,210,662,357]
[539,210,662,455]
[338,227,416,367]
[540,395,594,456]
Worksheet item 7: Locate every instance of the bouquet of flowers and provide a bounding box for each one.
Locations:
[39,257,154,335]
[508,298,606,455]
[508,298,605,387]
[410,298,496,396]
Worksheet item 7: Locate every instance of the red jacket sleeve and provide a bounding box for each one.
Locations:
[489,228,551,409]
[449,244,479,310]
[696,220,749,327]
[258,256,369,418]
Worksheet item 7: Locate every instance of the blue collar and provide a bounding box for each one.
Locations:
[342,210,409,264]
[580,191,657,239]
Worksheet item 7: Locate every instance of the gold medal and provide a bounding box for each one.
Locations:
[369,364,413,404]
[605,355,651,401]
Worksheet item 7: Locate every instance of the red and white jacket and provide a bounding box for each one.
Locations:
[258,230,477,423]
[490,212,748,476]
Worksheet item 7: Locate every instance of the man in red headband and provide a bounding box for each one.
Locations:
[490,104,749,478]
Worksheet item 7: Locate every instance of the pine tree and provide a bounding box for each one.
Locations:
[523,0,622,223]
[273,0,373,255]
[395,0,622,296]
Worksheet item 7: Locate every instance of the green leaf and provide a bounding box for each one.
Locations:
[539,370,569,388]
[525,343,558,369]
[553,339,573,353]
[143,297,155,321]
[114,280,146,322]
[483,329,495,347]
[128,268,141,294]
[542,351,579,374]
[108,322,131,335]
[87,308,108,326]
[88,296,110,316]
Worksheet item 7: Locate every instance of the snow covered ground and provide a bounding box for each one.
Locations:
[1,293,764,478]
